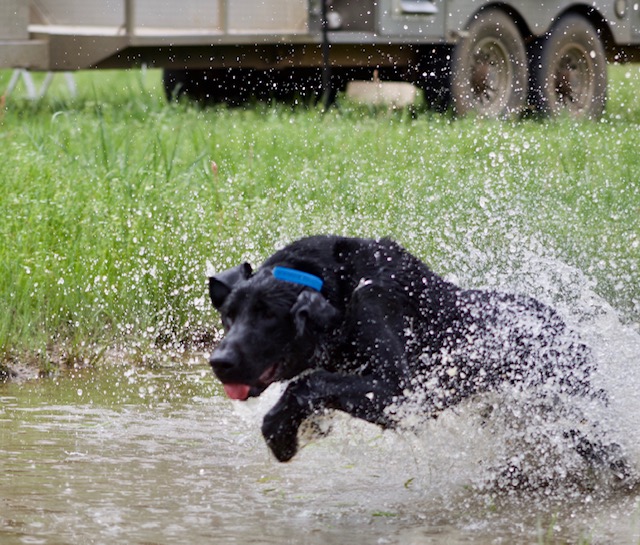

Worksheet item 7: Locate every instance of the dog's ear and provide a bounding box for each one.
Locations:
[208,262,253,309]
[291,291,339,337]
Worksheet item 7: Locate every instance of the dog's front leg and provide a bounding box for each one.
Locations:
[261,381,313,462]
[262,370,399,462]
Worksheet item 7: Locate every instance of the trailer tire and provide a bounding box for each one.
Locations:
[529,14,607,119]
[163,69,189,101]
[451,8,528,117]
[162,69,252,105]
[162,69,219,102]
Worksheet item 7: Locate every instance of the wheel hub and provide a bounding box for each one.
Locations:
[553,45,594,113]
[470,38,511,112]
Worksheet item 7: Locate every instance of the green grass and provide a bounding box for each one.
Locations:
[0,67,639,369]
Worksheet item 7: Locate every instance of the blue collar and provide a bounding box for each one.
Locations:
[272,267,323,292]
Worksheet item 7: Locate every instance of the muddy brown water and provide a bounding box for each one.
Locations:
[1,358,639,545]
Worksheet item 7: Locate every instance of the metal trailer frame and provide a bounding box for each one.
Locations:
[3,0,637,71]
[2,0,640,116]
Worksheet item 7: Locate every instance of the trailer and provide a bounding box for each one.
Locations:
[2,0,640,118]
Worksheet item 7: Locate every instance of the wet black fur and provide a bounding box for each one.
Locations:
[208,235,603,464]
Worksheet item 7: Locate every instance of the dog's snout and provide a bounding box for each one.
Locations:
[209,355,235,373]
[209,344,241,375]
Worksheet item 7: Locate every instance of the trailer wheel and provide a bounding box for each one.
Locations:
[451,9,528,117]
[162,69,252,105]
[162,69,214,102]
[530,14,607,119]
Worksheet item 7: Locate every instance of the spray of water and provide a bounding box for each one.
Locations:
[228,247,640,516]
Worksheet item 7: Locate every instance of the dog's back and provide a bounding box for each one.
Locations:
[262,235,594,404]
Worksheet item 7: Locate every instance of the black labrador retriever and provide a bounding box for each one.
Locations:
[207,235,606,465]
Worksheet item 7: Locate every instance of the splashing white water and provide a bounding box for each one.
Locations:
[230,252,640,503]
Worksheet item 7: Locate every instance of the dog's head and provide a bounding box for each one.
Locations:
[207,263,339,400]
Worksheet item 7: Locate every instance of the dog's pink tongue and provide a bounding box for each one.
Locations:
[223,383,251,401]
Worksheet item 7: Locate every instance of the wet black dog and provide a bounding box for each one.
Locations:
[208,235,600,464]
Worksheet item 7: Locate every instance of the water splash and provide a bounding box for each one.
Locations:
[227,249,640,513]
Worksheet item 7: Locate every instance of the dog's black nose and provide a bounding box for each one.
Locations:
[209,346,240,376]
[209,355,234,373]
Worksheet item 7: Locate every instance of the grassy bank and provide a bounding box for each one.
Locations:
[1,67,639,372]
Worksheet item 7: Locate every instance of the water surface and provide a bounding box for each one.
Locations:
[2,351,639,545]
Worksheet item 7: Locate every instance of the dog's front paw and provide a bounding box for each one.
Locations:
[261,409,300,462]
